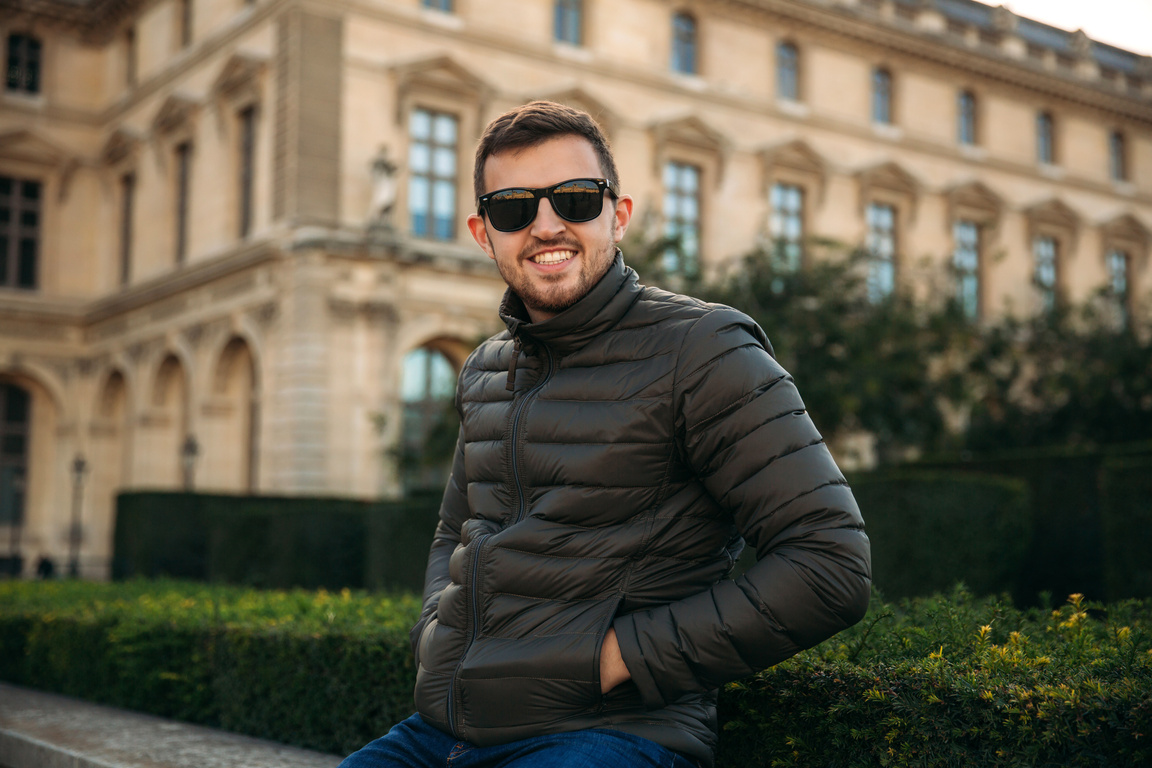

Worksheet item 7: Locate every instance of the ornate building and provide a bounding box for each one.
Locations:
[1,0,1149,578]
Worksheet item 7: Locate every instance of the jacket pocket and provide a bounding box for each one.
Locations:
[456,595,621,730]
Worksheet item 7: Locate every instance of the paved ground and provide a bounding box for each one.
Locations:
[0,682,343,768]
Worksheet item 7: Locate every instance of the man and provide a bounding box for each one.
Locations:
[341,101,871,767]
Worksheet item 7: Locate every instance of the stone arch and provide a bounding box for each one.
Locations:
[0,370,61,575]
[141,353,188,488]
[200,336,259,492]
[88,369,131,571]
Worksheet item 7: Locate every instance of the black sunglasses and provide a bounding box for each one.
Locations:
[477,178,618,232]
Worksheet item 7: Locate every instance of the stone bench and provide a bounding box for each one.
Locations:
[0,682,342,768]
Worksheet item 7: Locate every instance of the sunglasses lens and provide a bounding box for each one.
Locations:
[551,179,604,223]
[486,189,538,231]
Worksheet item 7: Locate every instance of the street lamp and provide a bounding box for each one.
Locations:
[67,453,87,578]
[181,434,199,491]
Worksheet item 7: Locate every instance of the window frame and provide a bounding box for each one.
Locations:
[5,33,42,95]
[872,66,892,125]
[554,0,584,46]
[1107,249,1131,327]
[119,172,135,286]
[173,141,193,265]
[237,104,258,239]
[776,41,799,102]
[866,201,897,302]
[671,12,698,75]
[1036,110,1055,165]
[953,218,982,320]
[422,0,454,12]
[407,106,460,242]
[0,175,42,290]
[769,181,805,274]
[958,89,978,146]
[1109,130,1127,182]
[662,160,703,276]
[1032,235,1059,313]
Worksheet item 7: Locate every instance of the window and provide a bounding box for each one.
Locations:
[0,176,41,290]
[179,0,192,48]
[400,346,457,490]
[0,384,31,531]
[872,67,892,124]
[237,105,257,238]
[1108,249,1131,327]
[120,173,135,286]
[1033,235,1057,312]
[1110,130,1127,181]
[1036,111,1054,165]
[777,42,799,101]
[554,0,583,45]
[953,220,981,320]
[866,202,896,302]
[770,182,804,273]
[408,108,458,241]
[422,0,453,11]
[662,161,701,275]
[5,34,41,94]
[958,90,977,146]
[174,142,192,264]
[671,13,697,75]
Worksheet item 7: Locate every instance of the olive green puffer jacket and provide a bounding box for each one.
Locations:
[409,253,871,765]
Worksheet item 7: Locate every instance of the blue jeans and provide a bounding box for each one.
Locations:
[339,714,698,768]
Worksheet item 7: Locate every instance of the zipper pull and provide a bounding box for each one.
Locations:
[506,337,522,392]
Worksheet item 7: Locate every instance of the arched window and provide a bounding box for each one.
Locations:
[872,67,892,124]
[671,13,697,75]
[400,346,458,490]
[776,42,799,101]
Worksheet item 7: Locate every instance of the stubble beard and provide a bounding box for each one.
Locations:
[498,234,617,318]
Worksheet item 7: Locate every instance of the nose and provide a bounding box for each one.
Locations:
[528,197,567,240]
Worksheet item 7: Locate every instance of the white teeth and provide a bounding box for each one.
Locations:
[532,250,575,265]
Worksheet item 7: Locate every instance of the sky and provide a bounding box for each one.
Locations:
[999,0,1152,56]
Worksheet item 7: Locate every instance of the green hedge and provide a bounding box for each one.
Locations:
[113,492,441,592]
[2,581,1149,765]
[848,470,1029,600]
[1101,456,1152,600]
[910,441,1152,604]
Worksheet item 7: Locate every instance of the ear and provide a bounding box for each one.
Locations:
[612,194,634,243]
[467,213,496,259]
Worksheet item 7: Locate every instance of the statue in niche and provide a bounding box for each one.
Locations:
[369,146,399,227]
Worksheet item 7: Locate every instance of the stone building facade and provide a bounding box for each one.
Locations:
[0,0,1149,578]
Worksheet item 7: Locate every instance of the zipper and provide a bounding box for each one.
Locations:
[448,532,490,735]
[509,345,555,526]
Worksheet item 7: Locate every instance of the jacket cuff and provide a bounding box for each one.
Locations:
[612,614,665,710]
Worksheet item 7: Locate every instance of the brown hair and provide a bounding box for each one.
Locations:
[472,100,619,200]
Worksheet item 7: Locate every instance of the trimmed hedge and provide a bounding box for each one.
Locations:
[848,470,1030,600]
[113,492,441,592]
[1101,456,1152,600]
[911,441,1152,604]
[1,581,1149,765]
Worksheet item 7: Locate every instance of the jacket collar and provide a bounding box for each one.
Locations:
[499,249,641,356]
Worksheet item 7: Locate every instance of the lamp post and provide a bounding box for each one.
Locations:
[181,434,199,491]
[67,453,87,578]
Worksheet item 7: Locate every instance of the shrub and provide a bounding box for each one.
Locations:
[3,582,1151,764]
[1101,456,1152,600]
[849,470,1029,600]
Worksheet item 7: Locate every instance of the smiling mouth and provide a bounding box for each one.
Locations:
[530,249,576,266]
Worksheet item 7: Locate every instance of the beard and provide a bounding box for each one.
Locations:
[494,233,617,319]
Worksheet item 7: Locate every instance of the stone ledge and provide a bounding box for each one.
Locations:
[0,682,342,768]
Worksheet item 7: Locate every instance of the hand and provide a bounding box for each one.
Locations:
[599,627,631,694]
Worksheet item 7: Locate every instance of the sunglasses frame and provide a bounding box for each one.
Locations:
[477,177,619,232]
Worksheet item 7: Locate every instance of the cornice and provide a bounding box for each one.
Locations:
[85,238,280,324]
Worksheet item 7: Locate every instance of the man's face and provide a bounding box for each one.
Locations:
[467,135,633,323]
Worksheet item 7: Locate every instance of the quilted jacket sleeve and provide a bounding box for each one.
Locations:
[408,424,469,658]
[613,306,872,708]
